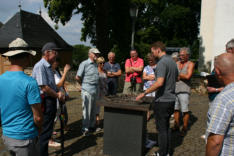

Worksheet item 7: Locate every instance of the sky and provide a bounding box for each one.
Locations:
[0,0,91,46]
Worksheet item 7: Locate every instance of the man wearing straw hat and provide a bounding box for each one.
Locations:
[32,42,64,156]
[0,38,43,156]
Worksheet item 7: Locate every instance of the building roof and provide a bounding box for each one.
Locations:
[0,10,72,50]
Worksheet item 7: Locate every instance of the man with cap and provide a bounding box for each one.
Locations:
[32,42,64,156]
[0,38,43,156]
[75,48,100,136]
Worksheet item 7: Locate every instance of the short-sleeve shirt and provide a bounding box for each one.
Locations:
[125,57,144,83]
[143,65,156,90]
[155,55,178,102]
[103,62,121,83]
[76,58,99,94]
[32,58,58,95]
[0,71,41,140]
[206,82,234,156]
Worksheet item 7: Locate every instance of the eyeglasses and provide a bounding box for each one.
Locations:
[99,62,104,64]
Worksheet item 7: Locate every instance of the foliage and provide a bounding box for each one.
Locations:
[72,44,90,69]
[44,0,201,63]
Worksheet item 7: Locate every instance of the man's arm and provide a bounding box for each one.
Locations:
[75,76,82,85]
[40,85,64,101]
[112,69,122,77]
[179,62,195,80]
[136,77,164,100]
[206,133,224,156]
[31,103,43,134]
[131,66,143,72]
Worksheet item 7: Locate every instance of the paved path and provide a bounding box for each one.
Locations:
[0,92,209,156]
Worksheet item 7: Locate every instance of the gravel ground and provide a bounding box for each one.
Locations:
[0,92,209,156]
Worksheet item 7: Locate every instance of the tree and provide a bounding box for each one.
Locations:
[72,44,90,68]
[44,0,201,62]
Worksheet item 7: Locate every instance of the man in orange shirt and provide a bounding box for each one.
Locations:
[123,49,144,95]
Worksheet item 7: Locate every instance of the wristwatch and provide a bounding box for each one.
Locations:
[215,88,218,92]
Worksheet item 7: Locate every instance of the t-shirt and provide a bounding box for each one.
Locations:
[125,57,144,83]
[155,55,178,102]
[0,71,41,140]
[103,62,120,83]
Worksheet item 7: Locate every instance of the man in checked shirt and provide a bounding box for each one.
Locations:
[206,53,234,156]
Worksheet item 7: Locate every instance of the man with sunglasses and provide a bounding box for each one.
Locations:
[32,42,64,156]
[76,48,100,136]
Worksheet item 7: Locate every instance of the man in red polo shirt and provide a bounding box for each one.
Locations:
[123,49,144,94]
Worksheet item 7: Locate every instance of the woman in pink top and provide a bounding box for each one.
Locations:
[123,49,144,95]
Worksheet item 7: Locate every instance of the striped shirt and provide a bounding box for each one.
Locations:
[206,82,234,156]
[32,58,58,95]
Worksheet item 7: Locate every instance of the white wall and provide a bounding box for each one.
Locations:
[199,0,234,71]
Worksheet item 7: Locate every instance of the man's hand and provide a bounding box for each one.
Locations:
[207,87,217,93]
[57,91,65,102]
[148,75,155,81]
[136,93,145,101]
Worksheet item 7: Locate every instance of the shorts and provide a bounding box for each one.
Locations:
[174,93,190,112]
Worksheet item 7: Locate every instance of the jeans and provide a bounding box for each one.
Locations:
[154,101,175,156]
[81,90,97,130]
[107,79,118,95]
[39,97,57,156]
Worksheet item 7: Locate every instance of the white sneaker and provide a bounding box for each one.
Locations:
[145,139,156,148]
[49,141,61,147]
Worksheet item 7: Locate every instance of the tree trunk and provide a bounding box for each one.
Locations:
[96,0,110,57]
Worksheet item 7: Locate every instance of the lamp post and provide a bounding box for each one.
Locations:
[130,4,138,50]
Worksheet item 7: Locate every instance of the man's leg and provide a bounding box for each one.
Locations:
[173,95,180,130]
[123,82,132,94]
[180,93,190,132]
[89,92,97,129]
[39,98,57,156]
[81,90,91,131]
[154,101,175,156]
[135,83,142,95]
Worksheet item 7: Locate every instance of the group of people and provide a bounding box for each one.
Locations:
[0,37,234,156]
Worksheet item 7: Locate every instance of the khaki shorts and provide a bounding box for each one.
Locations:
[122,82,142,95]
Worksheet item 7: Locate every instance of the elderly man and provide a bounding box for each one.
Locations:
[76,48,100,136]
[136,41,178,156]
[206,53,234,156]
[123,49,144,94]
[32,42,64,156]
[0,38,43,156]
[173,47,195,136]
[226,38,234,54]
[104,52,122,95]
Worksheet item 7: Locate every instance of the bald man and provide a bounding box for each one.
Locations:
[206,53,234,156]
[226,39,234,54]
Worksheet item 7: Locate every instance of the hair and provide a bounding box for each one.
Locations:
[171,52,179,58]
[108,51,115,57]
[180,47,190,55]
[226,39,234,49]
[146,53,154,60]
[96,57,105,64]
[8,53,30,61]
[151,41,166,52]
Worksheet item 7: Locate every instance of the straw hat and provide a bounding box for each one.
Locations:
[2,38,36,57]
[89,48,100,54]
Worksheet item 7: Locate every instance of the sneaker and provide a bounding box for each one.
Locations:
[95,127,102,132]
[49,140,61,147]
[180,128,187,137]
[200,134,206,140]
[82,129,90,136]
[145,139,156,149]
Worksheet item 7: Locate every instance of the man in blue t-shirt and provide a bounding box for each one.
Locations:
[0,38,43,156]
[104,52,122,95]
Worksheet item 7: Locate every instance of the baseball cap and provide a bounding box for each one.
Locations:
[41,42,61,52]
[89,48,100,54]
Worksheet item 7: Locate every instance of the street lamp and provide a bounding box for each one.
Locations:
[130,4,138,50]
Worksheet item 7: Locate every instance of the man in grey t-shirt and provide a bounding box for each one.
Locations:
[136,41,178,156]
